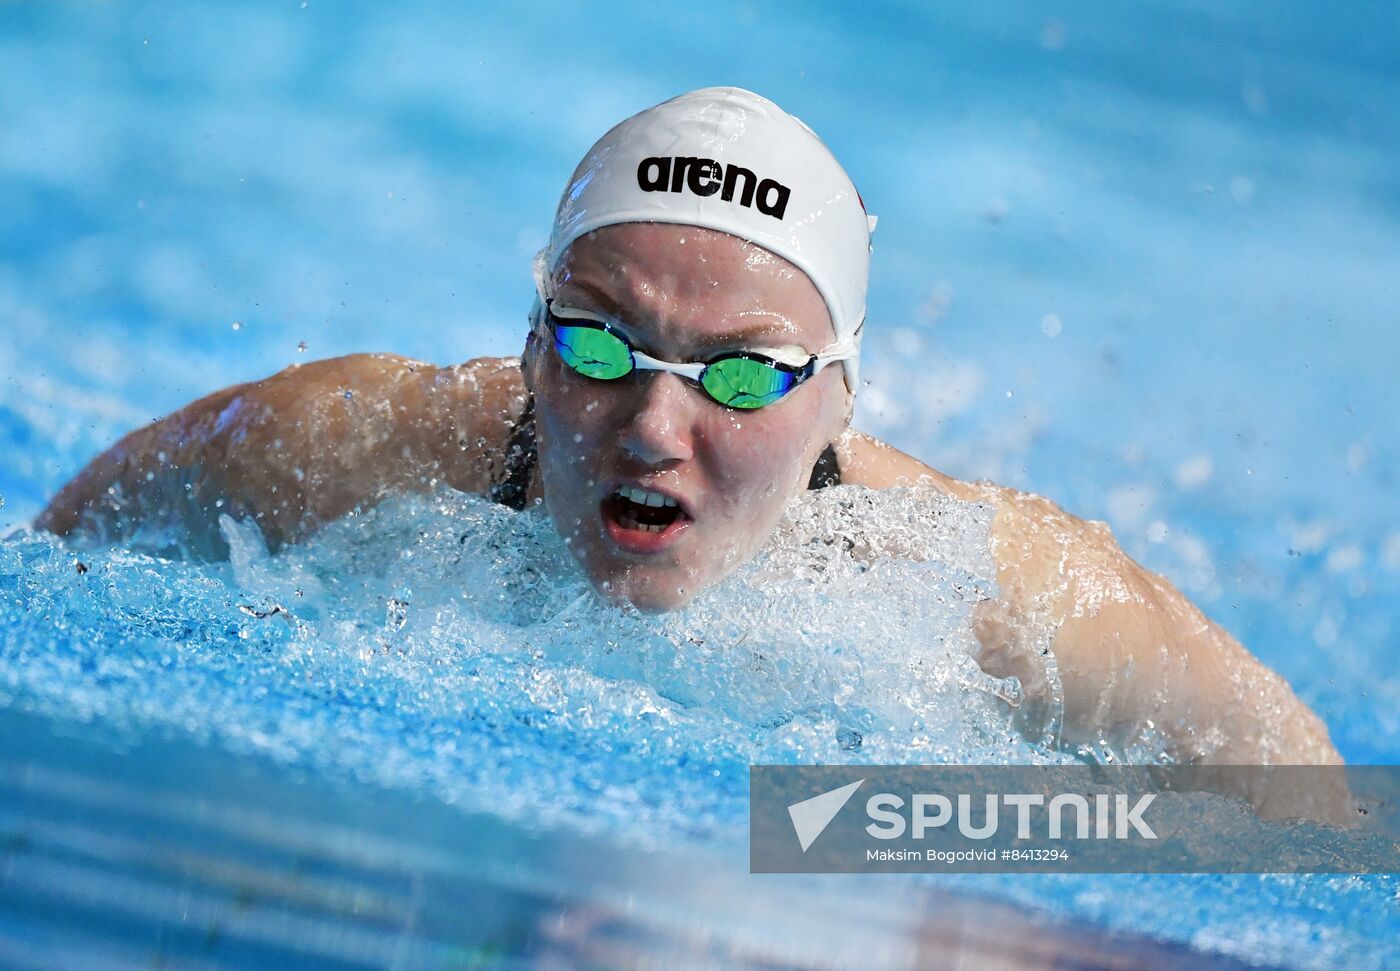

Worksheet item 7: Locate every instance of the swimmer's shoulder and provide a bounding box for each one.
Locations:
[836,430,984,501]
[837,430,1129,585]
[261,351,530,497]
[253,351,525,450]
[432,354,528,422]
[429,356,530,496]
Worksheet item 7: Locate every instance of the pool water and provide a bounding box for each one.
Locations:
[4,488,1396,968]
[2,1,1397,968]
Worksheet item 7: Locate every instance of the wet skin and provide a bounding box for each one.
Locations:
[36,224,1347,813]
[522,224,851,612]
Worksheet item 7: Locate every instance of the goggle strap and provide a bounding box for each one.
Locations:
[532,248,552,299]
[813,345,856,372]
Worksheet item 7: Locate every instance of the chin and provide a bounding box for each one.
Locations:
[591,569,701,614]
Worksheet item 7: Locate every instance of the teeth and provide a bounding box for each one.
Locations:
[617,509,668,532]
[617,485,679,509]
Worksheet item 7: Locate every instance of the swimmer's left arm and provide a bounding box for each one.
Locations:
[972,489,1342,766]
[974,491,1358,825]
[839,431,1344,776]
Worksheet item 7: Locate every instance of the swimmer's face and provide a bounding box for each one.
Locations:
[524,223,851,612]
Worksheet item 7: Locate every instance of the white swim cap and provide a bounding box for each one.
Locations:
[541,86,875,392]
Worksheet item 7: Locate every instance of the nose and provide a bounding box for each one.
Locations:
[617,371,697,466]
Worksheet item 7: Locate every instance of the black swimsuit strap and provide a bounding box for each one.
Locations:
[807,442,843,490]
[490,396,538,511]
[490,394,841,511]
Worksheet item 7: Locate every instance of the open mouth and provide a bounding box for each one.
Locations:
[600,484,692,551]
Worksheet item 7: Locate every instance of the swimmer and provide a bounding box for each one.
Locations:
[37,88,1343,793]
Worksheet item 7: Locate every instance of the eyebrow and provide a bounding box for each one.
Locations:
[556,278,625,317]
[553,279,803,352]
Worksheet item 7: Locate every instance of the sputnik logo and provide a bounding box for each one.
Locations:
[787,779,864,852]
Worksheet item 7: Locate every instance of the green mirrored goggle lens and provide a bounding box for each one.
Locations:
[550,314,806,409]
[553,323,633,379]
[700,356,799,409]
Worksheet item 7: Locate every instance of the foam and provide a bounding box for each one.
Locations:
[1,487,1063,836]
[2,486,1395,966]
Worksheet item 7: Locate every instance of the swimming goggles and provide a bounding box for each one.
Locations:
[541,299,854,410]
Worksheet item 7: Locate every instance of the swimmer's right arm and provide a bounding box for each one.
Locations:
[36,354,528,553]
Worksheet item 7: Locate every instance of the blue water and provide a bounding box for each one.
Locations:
[2,1,1398,968]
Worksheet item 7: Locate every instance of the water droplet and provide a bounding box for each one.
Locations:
[1039,19,1065,50]
[1173,453,1214,489]
[1346,442,1369,471]
[231,321,242,331]
[1229,176,1255,205]
[1240,80,1269,116]
[384,597,409,634]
